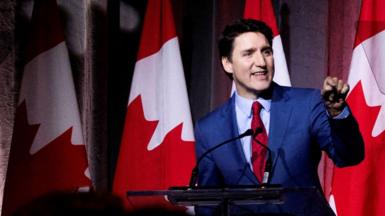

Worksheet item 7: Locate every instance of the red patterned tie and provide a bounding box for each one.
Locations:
[251,101,269,183]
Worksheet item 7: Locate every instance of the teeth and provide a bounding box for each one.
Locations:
[252,71,266,75]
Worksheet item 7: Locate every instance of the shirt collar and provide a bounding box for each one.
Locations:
[235,91,271,118]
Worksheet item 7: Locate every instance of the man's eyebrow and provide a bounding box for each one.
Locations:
[241,47,257,53]
[240,46,272,54]
[261,46,272,52]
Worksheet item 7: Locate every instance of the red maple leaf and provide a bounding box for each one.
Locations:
[332,81,385,216]
[113,96,196,211]
[2,101,90,216]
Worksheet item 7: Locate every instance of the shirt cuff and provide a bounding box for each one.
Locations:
[329,106,350,119]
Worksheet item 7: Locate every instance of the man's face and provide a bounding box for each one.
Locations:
[222,32,274,99]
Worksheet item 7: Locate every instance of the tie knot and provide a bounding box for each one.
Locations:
[252,101,262,116]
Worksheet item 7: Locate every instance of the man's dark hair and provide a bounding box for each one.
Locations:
[218,19,273,60]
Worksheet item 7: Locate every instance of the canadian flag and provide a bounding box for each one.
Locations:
[1,0,91,215]
[112,0,195,210]
[330,0,385,215]
[243,0,291,86]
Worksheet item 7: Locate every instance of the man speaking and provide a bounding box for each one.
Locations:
[194,19,364,216]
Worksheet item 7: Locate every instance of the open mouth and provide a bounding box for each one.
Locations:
[251,71,267,76]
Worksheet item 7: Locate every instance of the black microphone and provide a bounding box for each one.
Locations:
[253,127,273,185]
[189,129,254,188]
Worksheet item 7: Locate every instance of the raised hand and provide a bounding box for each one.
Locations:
[321,76,350,117]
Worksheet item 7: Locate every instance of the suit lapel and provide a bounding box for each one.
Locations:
[221,95,258,185]
[269,83,293,172]
[219,84,293,185]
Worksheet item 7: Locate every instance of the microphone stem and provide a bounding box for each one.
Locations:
[189,129,254,188]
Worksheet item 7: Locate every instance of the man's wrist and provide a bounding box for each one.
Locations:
[328,106,350,119]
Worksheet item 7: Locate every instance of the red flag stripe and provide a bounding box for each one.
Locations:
[354,0,385,47]
[25,0,65,63]
[243,0,279,36]
[136,0,177,60]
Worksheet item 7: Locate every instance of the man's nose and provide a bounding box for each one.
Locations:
[253,52,266,67]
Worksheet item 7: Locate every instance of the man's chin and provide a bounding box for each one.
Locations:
[253,82,272,91]
[253,83,273,98]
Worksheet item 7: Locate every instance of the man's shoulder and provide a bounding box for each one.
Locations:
[275,84,321,100]
[278,84,319,94]
[196,97,233,126]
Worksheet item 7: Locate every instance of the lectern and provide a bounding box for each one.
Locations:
[127,185,334,216]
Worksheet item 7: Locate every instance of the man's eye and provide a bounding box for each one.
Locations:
[263,49,273,56]
[243,52,252,56]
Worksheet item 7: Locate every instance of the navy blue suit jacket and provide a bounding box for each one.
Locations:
[194,83,364,215]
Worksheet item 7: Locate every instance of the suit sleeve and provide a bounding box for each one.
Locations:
[194,121,223,216]
[310,90,364,167]
[328,111,365,166]
[194,121,224,186]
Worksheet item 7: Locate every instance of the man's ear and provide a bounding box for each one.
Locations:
[221,57,233,74]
